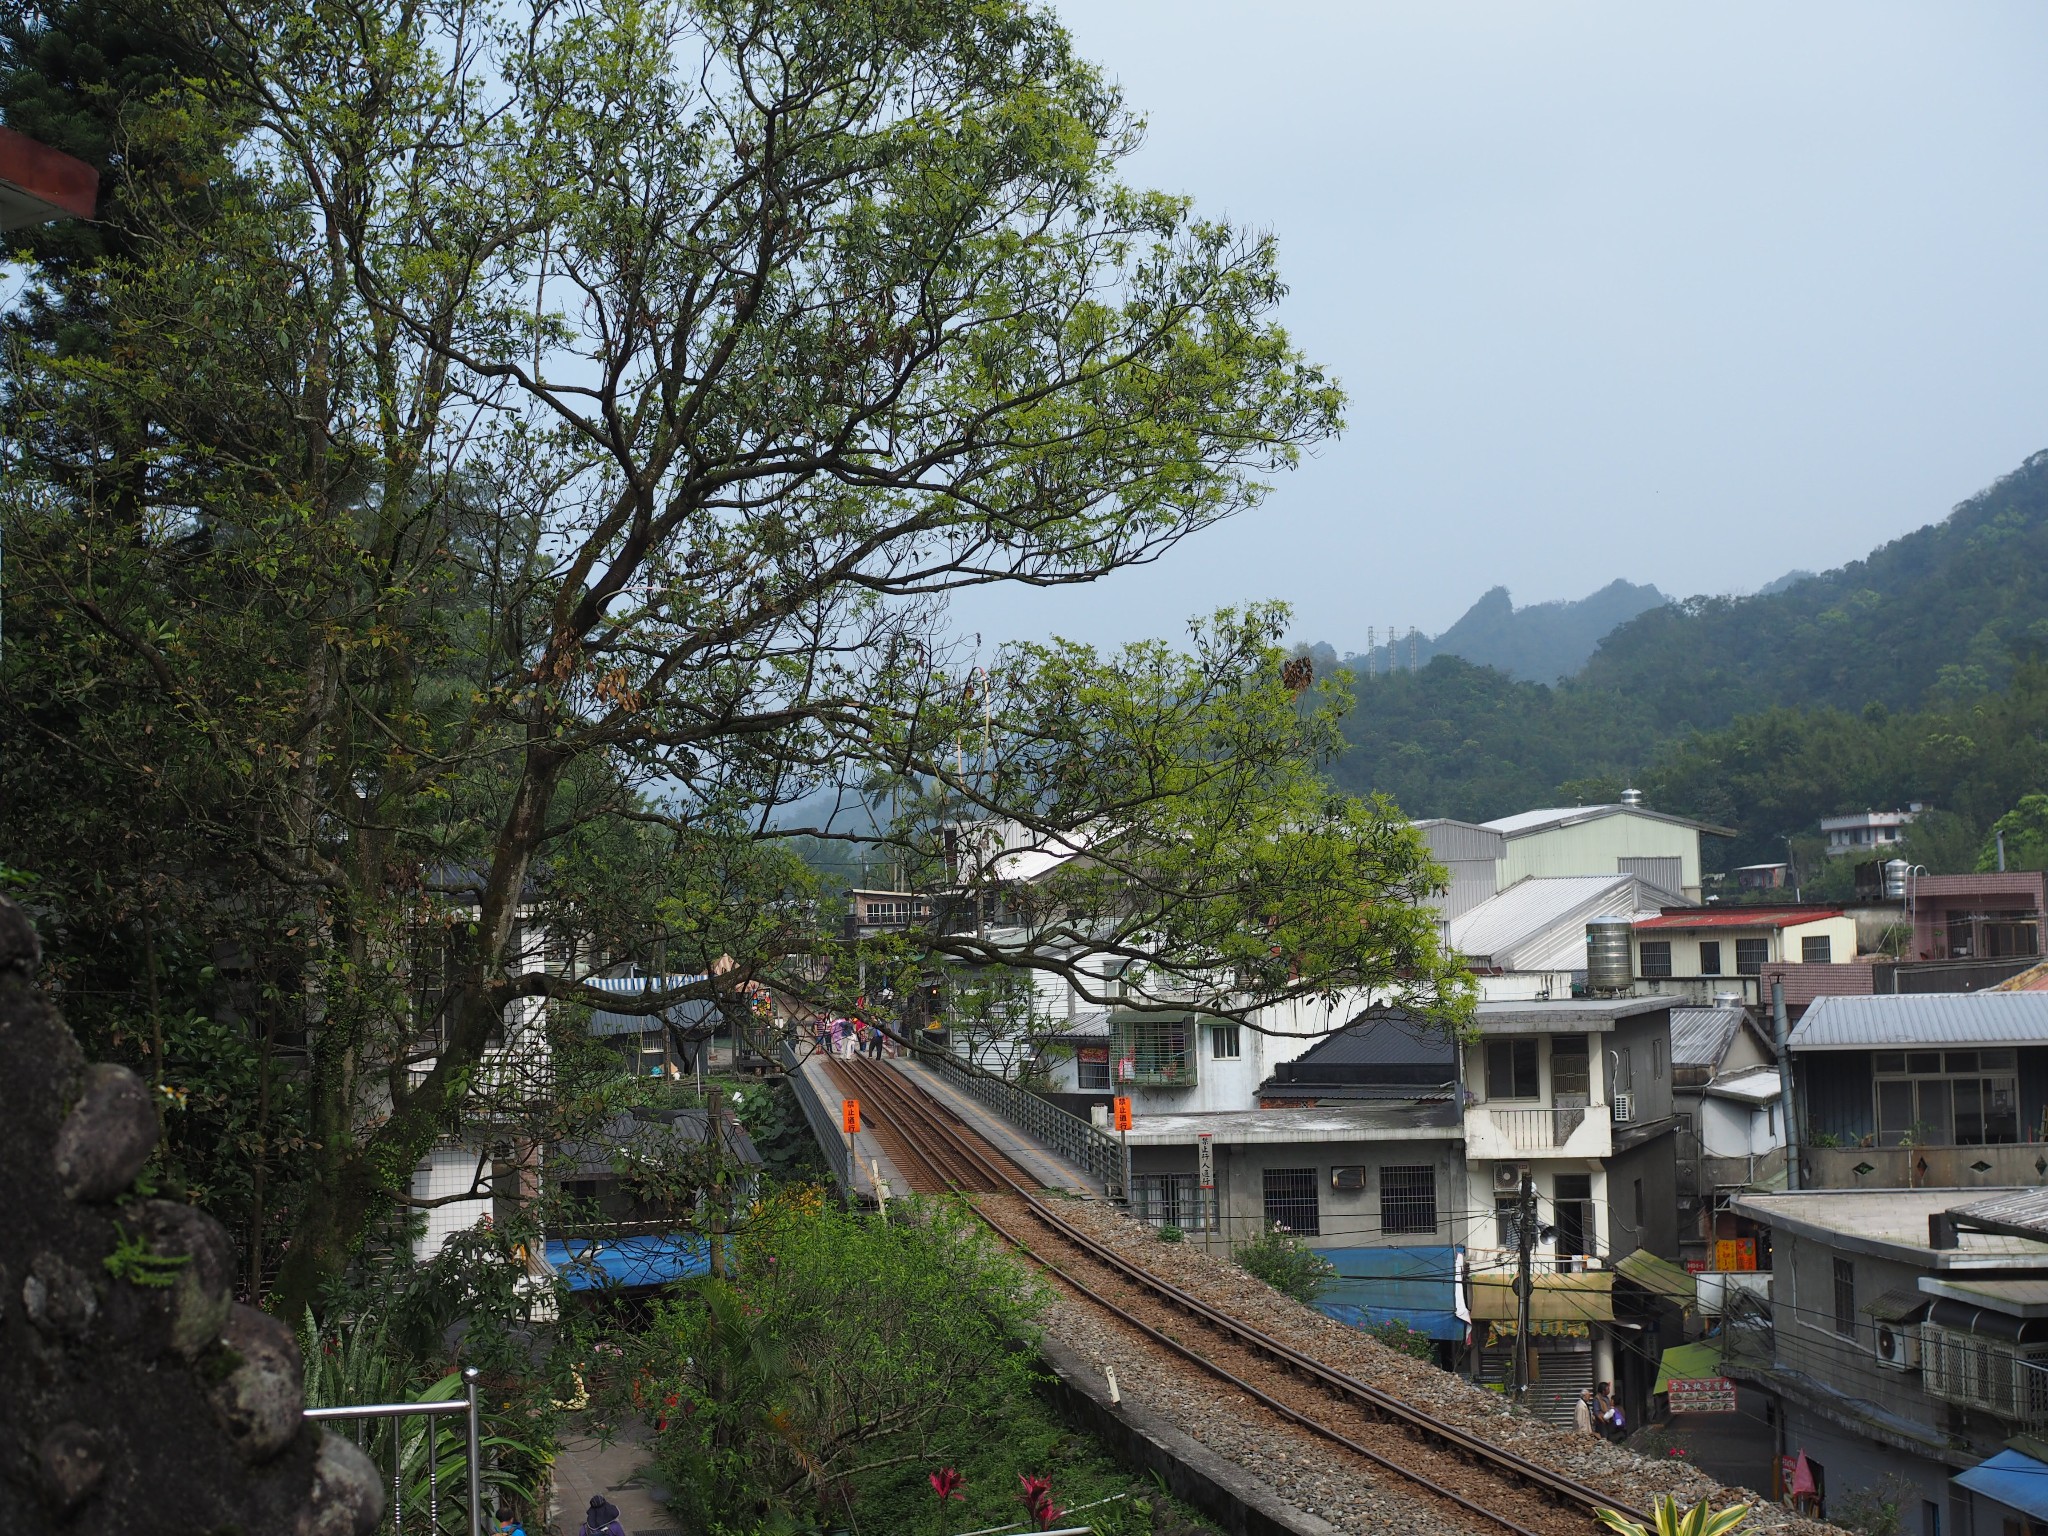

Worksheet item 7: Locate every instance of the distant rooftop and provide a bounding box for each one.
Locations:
[1669,1003,1750,1069]
[1124,1102,1461,1146]
[1482,803,1737,839]
[1637,907,1843,930]
[1730,1188,2048,1267]
[1789,992,2048,1051]
[1474,996,1670,1034]
[1449,873,1672,971]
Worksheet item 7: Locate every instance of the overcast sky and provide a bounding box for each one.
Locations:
[958,1,2048,657]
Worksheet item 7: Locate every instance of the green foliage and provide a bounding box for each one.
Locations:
[1980,794,2048,872]
[102,1222,192,1289]
[1594,1494,1751,1536]
[0,0,1456,1319]
[638,1198,1049,1533]
[1363,1318,1435,1360]
[1829,1473,1921,1536]
[1233,1225,1336,1305]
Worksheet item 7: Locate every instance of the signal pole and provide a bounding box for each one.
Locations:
[1513,1169,1536,1398]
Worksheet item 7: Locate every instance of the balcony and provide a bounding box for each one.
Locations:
[1465,1102,1612,1161]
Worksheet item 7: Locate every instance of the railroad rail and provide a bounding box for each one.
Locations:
[827,1054,1655,1536]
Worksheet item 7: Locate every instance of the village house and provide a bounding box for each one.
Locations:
[1724,1186,2048,1536]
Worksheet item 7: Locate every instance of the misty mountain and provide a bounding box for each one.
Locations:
[1325,446,2048,824]
[1342,578,1667,684]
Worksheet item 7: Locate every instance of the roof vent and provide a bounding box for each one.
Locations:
[1620,787,1644,808]
[1712,992,1744,1008]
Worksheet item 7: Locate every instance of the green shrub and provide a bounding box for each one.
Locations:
[1157,1223,1185,1243]
[1233,1225,1336,1304]
[1363,1319,1435,1360]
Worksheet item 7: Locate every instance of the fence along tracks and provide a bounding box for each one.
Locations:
[826,1054,1654,1536]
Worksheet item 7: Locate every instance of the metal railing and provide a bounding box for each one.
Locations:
[912,1038,1127,1197]
[779,1039,854,1192]
[304,1366,483,1536]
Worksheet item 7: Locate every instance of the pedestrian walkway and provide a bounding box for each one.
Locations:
[890,1055,1101,1196]
[549,1415,677,1535]
[790,1045,902,1202]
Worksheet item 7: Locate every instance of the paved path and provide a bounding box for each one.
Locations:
[890,1054,1102,1195]
[549,1415,677,1536]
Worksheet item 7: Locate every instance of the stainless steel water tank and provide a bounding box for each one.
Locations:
[1884,859,1909,900]
[1585,917,1635,993]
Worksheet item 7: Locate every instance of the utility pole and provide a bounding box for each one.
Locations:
[1771,978,1801,1191]
[1513,1169,1535,1399]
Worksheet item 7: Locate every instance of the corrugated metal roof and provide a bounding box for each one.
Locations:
[1669,1005,1746,1068]
[1411,817,1508,863]
[1861,1286,1927,1322]
[1947,1188,2048,1238]
[1637,908,1843,930]
[584,974,720,1037]
[1481,804,1737,838]
[1789,992,2048,1051]
[1449,874,1645,969]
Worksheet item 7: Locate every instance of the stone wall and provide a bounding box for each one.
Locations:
[0,895,381,1534]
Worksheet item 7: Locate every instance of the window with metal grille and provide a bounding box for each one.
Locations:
[1379,1165,1437,1234]
[1263,1167,1320,1236]
[1639,940,1673,978]
[1802,935,1833,964]
[1132,1173,1207,1231]
[1736,938,1770,975]
[1075,1047,1111,1091]
[1833,1257,1856,1337]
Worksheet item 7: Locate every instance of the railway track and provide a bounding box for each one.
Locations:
[825,1053,1655,1536]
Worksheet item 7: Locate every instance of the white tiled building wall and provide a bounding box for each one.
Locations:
[411,1143,493,1261]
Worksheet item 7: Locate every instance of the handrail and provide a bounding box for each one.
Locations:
[778,1039,854,1194]
[911,1037,1126,1197]
[304,1365,482,1535]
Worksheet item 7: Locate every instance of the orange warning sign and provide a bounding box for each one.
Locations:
[841,1098,861,1134]
[1112,1096,1134,1132]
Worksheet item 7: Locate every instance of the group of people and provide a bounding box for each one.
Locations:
[815,1016,889,1059]
[1575,1381,1625,1441]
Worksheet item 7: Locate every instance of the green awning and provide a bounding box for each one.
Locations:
[1616,1248,1698,1309]
[1654,1340,1724,1395]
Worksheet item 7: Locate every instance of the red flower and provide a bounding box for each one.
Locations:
[1018,1474,1064,1530]
[929,1467,964,1502]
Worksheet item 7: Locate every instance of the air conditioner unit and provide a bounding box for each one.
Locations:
[1874,1323,1920,1371]
[1493,1162,1527,1192]
[1611,1094,1635,1123]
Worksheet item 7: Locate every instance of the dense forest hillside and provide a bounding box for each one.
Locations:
[1348,578,1666,682]
[1317,448,2048,877]
[1578,449,2048,731]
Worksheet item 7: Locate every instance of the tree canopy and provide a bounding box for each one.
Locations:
[2,0,1465,1312]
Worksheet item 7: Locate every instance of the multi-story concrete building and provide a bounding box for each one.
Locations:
[1725,1186,2048,1535]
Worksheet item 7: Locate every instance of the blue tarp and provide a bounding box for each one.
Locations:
[1957,1450,2048,1522]
[1311,1245,1464,1342]
[545,1235,710,1290]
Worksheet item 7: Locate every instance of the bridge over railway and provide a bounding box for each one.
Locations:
[786,1046,1679,1536]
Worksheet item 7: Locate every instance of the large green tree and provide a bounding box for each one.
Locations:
[2,0,1465,1315]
